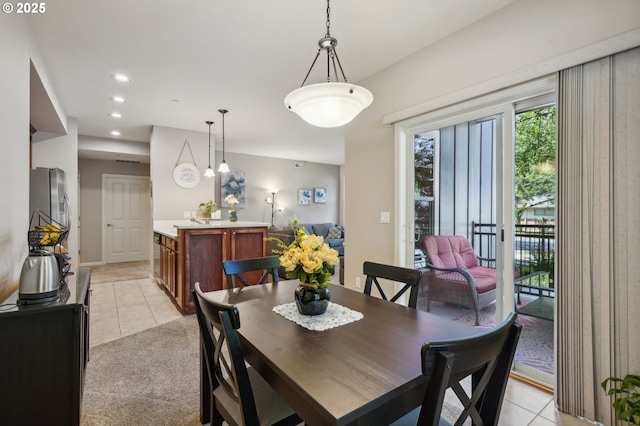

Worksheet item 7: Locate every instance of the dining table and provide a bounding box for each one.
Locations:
[198,280,481,426]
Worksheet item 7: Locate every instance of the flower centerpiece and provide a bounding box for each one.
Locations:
[269,218,339,315]
[225,194,239,221]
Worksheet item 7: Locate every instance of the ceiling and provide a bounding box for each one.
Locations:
[27,0,514,165]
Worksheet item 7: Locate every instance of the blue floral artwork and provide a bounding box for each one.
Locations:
[298,189,311,205]
[314,187,327,203]
[221,171,245,208]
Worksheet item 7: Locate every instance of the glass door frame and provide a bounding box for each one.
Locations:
[393,76,556,325]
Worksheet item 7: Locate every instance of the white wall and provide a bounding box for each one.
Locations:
[150,125,218,220]
[343,0,640,290]
[150,125,341,226]
[215,151,341,228]
[0,15,71,302]
[0,16,31,302]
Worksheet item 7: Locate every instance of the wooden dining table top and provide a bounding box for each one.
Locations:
[200,280,480,426]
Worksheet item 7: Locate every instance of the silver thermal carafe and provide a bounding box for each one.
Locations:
[18,250,65,304]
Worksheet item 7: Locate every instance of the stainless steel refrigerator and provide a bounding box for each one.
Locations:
[29,167,69,227]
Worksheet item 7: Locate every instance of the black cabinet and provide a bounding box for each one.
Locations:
[0,267,91,426]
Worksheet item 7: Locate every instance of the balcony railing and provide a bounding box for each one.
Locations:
[471,222,555,290]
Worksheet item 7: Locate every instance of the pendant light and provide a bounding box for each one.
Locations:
[217,109,230,173]
[284,0,373,128]
[204,120,215,177]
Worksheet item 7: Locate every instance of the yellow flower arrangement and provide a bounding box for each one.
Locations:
[269,218,339,288]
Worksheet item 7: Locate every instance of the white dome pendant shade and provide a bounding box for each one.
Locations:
[284,0,373,128]
[285,82,373,128]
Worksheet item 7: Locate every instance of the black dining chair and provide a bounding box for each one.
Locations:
[222,255,280,290]
[390,312,522,426]
[363,261,423,308]
[192,283,302,426]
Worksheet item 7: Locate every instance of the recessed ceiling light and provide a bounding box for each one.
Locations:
[110,112,122,118]
[111,130,121,136]
[112,96,126,103]
[112,74,131,83]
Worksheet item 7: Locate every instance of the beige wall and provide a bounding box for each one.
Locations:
[0,15,73,301]
[150,124,340,226]
[0,16,31,302]
[78,159,151,264]
[31,125,79,273]
[215,151,341,227]
[78,148,340,264]
[343,0,640,290]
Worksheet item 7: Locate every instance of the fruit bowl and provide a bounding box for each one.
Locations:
[27,210,69,248]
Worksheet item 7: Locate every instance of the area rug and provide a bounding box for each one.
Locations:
[81,316,201,425]
[454,303,555,376]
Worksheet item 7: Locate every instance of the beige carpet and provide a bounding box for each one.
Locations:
[81,316,201,425]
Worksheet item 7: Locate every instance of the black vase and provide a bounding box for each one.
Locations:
[294,283,331,315]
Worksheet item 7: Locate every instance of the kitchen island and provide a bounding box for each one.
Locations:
[153,220,269,314]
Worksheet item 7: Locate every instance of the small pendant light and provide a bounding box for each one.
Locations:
[204,120,215,177]
[217,109,230,173]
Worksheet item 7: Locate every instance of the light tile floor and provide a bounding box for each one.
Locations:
[90,277,183,347]
[88,269,592,425]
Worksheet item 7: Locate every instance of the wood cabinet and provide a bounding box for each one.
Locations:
[159,235,178,298]
[170,225,267,314]
[0,267,91,425]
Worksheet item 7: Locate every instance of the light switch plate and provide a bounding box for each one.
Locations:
[380,211,390,224]
[183,211,191,219]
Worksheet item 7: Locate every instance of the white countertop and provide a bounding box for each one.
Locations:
[153,219,269,238]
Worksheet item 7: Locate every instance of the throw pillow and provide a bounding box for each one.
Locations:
[327,226,342,239]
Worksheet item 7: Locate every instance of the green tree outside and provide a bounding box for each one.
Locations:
[514,106,556,223]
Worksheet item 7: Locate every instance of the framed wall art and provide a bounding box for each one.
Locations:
[298,189,311,205]
[314,187,327,203]
[221,171,246,208]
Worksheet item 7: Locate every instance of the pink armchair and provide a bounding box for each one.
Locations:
[418,235,497,325]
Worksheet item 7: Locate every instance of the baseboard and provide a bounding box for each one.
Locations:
[79,261,105,267]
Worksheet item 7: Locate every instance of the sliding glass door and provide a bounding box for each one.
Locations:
[395,85,556,387]
[408,111,509,328]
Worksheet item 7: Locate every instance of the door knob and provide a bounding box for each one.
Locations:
[107,223,112,227]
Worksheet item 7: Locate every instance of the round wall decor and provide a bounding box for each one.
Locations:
[173,162,201,188]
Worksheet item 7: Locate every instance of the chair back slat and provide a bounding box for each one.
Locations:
[417,312,522,426]
[223,255,280,289]
[363,261,422,308]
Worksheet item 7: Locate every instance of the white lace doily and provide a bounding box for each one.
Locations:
[272,302,363,331]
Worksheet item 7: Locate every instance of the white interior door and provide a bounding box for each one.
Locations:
[103,174,151,263]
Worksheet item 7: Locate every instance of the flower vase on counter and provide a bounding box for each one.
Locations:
[225,194,239,222]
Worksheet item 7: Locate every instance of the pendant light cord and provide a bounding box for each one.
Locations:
[325,0,331,38]
[220,110,226,162]
[206,121,213,167]
[298,0,348,87]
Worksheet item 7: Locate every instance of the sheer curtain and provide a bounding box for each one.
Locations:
[556,47,640,424]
